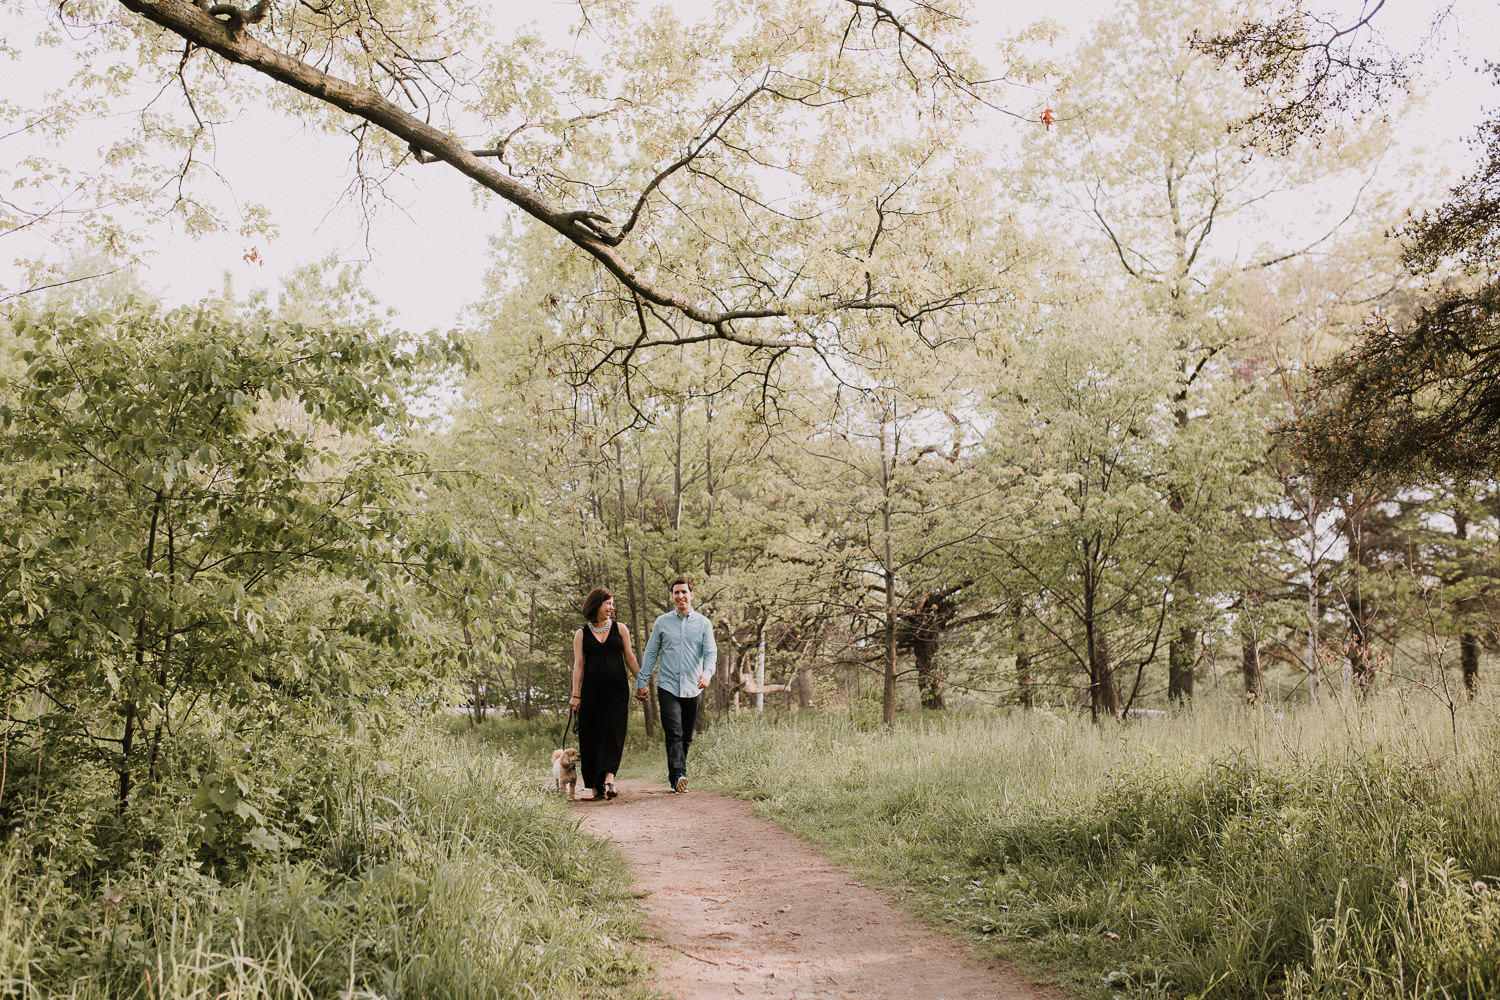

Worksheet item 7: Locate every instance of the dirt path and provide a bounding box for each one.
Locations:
[574,779,1065,1000]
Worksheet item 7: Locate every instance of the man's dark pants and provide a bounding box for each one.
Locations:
[656,688,700,785]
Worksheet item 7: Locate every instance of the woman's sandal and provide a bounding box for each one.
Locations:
[604,781,618,800]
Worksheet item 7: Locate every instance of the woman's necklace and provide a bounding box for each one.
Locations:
[588,618,612,637]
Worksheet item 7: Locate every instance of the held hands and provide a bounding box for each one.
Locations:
[630,675,708,699]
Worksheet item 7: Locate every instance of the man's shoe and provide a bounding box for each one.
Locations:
[674,775,688,794]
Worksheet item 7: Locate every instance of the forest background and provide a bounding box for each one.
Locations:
[3,0,1500,997]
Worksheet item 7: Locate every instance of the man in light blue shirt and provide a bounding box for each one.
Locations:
[635,577,717,793]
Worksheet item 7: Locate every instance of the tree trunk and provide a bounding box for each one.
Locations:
[122,501,163,808]
[1081,537,1117,721]
[845,652,861,706]
[913,635,945,710]
[463,625,485,725]
[615,438,648,731]
[1168,627,1196,703]
[470,674,486,724]
[1240,638,1263,706]
[880,412,898,728]
[1456,511,1479,697]
[1013,608,1035,709]
[118,701,137,810]
[795,668,815,709]
[640,561,657,741]
[704,401,715,576]
[149,634,173,784]
[149,524,179,783]
[1307,512,1321,698]
[1347,596,1375,691]
[1166,319,1196,707]
[1461,631,1480,696]
[1089,630,1119,720]
[755,622,767,713]
[882,568,898,727]
[524,590,536,720]
[673,399,684,542]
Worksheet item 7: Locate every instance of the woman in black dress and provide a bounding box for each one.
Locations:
[568,588,640,800]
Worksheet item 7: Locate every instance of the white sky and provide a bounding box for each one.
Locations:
[2,0,1497,331]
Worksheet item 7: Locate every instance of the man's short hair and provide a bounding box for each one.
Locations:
[670,577,692,593]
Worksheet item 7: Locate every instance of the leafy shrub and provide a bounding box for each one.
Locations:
[0,301,492,811]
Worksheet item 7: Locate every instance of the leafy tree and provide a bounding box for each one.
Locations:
[979,293,1271,719]
[1195,2,1500,491]
[8,0,1042,379]
[440,187,1035,723]
[0,299,490,806]
[1191,0,1412,154]
[768,347,1020,724]
[1015,0,1392,702]
[1292,114,1500,489]
[1221,235,1409,696]
[1193,1,1500,693]
[431,229,775,722]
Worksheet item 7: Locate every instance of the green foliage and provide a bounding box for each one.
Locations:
[1287,67,1500,492]
[698,699,1500,999]
[0,300,495,803]
[977,292,1276,709]
[0,714,652,999]
[1292,280,1500,492]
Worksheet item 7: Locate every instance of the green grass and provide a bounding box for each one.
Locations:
[0,715,657,999]
[452,705,671,787]
[11,690,1497,999]
[694,694,1500,1000]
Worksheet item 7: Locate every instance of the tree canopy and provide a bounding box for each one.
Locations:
[1193,3,1500,491]
[7,0,1050,380]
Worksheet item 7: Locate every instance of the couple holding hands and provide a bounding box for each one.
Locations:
[568,578,717,800]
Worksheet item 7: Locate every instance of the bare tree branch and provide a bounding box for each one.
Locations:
[1191,0,1415,154]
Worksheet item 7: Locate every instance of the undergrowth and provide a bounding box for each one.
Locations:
[696,695,1500,1000]
[0,714,653,999]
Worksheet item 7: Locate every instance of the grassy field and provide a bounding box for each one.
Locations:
[0,714,655,999]
[694,691,1500,1000]
[7,691,1496,999]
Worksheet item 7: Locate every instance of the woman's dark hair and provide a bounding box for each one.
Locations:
[582,587,614,624]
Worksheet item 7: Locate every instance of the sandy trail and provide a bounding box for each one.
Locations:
[574,778,1064,1000]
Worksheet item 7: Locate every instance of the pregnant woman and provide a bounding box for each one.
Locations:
[568,587,640,800]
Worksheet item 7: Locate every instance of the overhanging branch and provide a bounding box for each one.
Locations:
[113,0,993,345]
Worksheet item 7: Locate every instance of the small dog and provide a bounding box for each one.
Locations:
[551,748,581,800]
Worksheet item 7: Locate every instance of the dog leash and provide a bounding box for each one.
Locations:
[559,708,576,743]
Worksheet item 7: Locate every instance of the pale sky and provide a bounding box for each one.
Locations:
[3,0,1497,331]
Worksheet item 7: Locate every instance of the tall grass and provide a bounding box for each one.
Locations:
[697,694,1500,999]
[0,717,654,999]
[453,712,661,784]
